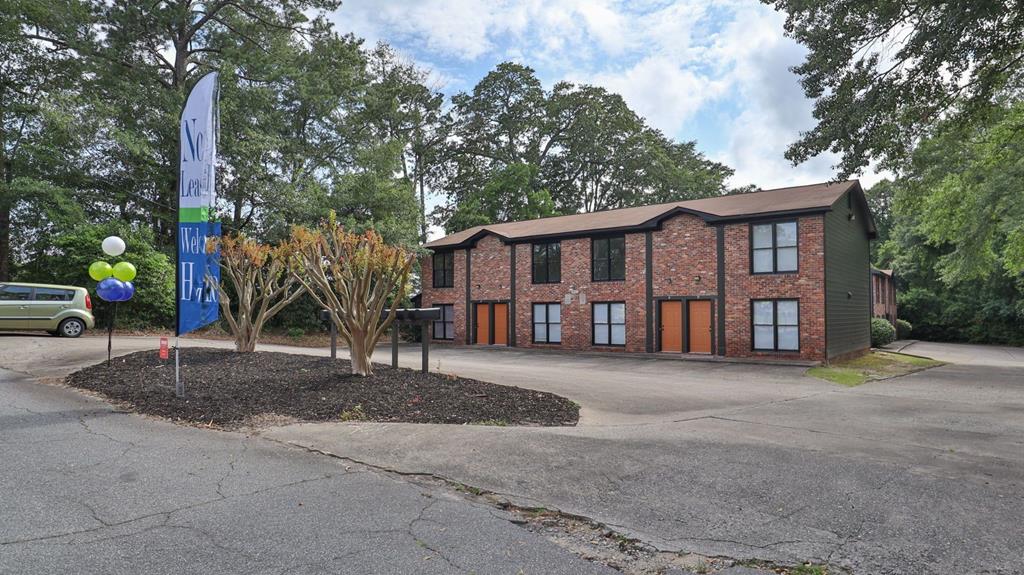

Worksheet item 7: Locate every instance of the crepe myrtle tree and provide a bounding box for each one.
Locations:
[207,235,306,353]
[291,217,414,376]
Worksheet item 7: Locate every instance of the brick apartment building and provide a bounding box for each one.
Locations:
[420,180,877,362]
[871,268,897,324]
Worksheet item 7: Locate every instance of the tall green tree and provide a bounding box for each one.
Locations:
[17,0,344,248]
[0,0,95,281]
[871,102,1024,345]
[765,0,1024,176]
[437,63,736,232]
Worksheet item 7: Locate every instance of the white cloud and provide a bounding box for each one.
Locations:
[584,57,727,136]
[333,0,877,190]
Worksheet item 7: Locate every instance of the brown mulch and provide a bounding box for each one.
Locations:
[65,348,579,428]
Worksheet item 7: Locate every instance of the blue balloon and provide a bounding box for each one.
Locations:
[96,278,126,302]
[120,281,135,301]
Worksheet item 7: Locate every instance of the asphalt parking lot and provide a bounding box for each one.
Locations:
[3,334,1023,574]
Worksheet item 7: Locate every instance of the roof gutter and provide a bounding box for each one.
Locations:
[424,206,836,250]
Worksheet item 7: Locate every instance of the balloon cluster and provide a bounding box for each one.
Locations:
[89,236,138,302]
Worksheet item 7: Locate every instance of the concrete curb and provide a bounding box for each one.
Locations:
[428,342,820,368]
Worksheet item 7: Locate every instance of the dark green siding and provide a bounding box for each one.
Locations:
[824,191,872,358]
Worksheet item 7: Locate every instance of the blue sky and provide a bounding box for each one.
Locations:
[329,0,884,193]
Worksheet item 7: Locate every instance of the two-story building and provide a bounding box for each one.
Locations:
[420,180,876,363]
[871,268,897,324]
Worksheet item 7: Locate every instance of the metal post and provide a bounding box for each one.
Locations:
[330,321,337,360]
[391,324,399,368]
[107,301,117,366]
[174,337,184,398]
[421,321,429,373]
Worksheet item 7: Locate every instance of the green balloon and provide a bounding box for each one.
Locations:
[112,261,137,282]
[89,261,113,281]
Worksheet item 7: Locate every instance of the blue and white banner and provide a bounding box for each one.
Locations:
[177,72,220,336]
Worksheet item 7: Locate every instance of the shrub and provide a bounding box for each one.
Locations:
[895,318,913,339]
[287,327,305,339]
[292,216,414,376]
[208,234,306,352]
[871,317,896,347]
[17,224,175,329]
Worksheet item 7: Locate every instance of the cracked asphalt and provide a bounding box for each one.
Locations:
[3,335,1024,574]
[0,366,618,575]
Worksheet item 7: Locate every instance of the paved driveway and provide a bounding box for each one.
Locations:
[0,364,617,575]
[4,335,1024,574]
[899,340,1024,367]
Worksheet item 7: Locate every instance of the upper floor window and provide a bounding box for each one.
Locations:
[592,236,625,281]
[432,252,454,288]
[532,242,561,284]
[751,221,797,273]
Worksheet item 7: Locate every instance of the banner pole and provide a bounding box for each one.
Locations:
[175,337,183,398]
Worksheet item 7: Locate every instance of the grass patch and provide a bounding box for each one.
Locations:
[807,351,943,387]
[806,366,867,386]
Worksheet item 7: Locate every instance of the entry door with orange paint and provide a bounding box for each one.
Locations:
[492,303,508,345]
[475,303,490,345]
[687,300,712,354]
[659,300,683,352]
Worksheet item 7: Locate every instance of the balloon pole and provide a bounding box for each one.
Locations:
[107,302,117,366]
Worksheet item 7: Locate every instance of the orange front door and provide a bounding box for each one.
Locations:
[688,300,712,354]
[475,303,490,345]
[493,303,508,345]
[659,300,683,352]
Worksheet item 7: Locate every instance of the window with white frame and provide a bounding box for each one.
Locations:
[433,304,454,340]
[751,221,798,273]
[752,299,799,351]
[532,303,561,343]
[593,302,626,346]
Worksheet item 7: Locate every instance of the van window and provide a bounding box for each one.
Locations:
[34,288,75,302]
[0,285,33,301]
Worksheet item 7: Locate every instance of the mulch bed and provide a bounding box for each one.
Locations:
[65,348,579,428]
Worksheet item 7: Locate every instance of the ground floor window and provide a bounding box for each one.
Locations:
[752,299,799,351]
[593,302,626,346]
[433,304,454,340]
[532,303,561,343]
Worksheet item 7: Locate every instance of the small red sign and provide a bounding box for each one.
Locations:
[159,337,169,360]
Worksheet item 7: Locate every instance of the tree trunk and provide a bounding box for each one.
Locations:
[418,163,427,244]
[348,329,373,376]
[0,195,10,282]
[0,105,11,281]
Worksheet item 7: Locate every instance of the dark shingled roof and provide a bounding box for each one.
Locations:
[426,180,869,248]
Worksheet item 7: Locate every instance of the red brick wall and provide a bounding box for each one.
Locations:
[723,216,827,361]
[514,234,648,352]
[872,275,897,322]
[420,248,468,344]
[421,214,831,362]
[469,235,511,302]
[651,214,717,299]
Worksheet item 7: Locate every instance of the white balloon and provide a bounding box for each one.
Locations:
[102,236,126,257]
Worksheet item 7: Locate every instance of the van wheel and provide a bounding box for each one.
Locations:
[58,318,85,338]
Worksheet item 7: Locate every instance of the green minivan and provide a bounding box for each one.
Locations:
[0,282,96,337]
